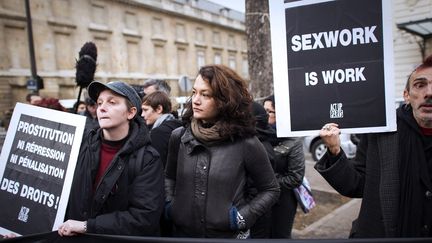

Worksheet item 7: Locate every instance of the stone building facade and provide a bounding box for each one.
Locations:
[0,0,247,124]
[0,0,431,126]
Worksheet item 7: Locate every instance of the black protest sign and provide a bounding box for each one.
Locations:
[269,0,395,136]
[0,103,86,236]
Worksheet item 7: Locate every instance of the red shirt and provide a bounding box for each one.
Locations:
[421,127,432,136]
[93,141,122,190]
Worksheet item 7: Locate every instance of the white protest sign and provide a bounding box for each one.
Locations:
[0,103,86,236]
[269,0,396,137]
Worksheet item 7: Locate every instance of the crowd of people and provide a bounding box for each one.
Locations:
[13,66,300,239]
[4,54,432,239]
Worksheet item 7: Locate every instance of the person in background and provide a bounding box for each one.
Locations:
[141,91,183,168]
[263,95,305,238]
[249,101,276,238]
[142,79,179,118]
[73,101,87,114]
[58,81,164,236]
[33,97,68,112]
[143,79,171,95]
[315,54,432,237]
[165,65,280,238]
[141,91,183,237]
[25,93,42,105]
[83,97,99,131]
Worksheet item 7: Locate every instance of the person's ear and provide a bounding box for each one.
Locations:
[403,89,410,104]
[127,107,137,120]
[155,105,164,114]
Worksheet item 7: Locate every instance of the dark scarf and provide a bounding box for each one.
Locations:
[190,118,228,146]
[397,105,431,236]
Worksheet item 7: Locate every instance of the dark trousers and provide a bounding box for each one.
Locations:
[271,188,298,238]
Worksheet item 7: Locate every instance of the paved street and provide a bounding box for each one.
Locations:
[292,154,362,239]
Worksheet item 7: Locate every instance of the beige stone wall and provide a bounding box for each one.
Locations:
[0,0,247,124]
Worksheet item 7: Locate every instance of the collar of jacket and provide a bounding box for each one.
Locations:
[181,127,207,155]
[89,117,151,157]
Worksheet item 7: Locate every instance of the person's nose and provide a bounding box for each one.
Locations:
[192,94,201,105]
[426,82,432,97]
[98,102,107,112]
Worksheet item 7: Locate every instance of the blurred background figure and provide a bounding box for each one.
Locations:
[73,101,87,114]
[141,91,182,168]
[33,97,68,112]
[142,79,179,118]
[249,101,276,238]
[141,91,182,237]
[262,94,305,239]
[142,79,171,95]
[26,93,42,105]
[83,97,99,131]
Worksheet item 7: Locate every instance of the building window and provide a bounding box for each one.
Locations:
[197,50,206,69]
[242,37,247,51]
[2,0,25,13]
[228,53,236,70]
[196,27,204,43]
[125,11,137,30]
[127,41,140,72]
[92,4,107,25]
[214,53,222,65]
[242,57,248,77]
[154,45,166,74]
[212,31,221,45]
[220,8,229,17]
[176,23,186,41]
[55,33,73,70]
[93,37,112,72]
[228,34,236,48]
[5,26,29,69]
[51,0,70,19]
[177,48,187,74]
[152,18,164,36]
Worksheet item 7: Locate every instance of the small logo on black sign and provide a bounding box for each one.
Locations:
[330,103,344,118]
[18,206,30,222]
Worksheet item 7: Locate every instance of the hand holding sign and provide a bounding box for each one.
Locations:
[58,220,86,236]
[319,123,341,156]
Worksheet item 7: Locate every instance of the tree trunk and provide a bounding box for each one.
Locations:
[245,0,273,100]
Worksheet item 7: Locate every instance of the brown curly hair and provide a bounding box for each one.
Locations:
[182,65,256,139]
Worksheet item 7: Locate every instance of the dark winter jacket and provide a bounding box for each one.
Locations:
[65,118,164,236]
[83,110,99,132]
[315,106,432,237]
[149,119,183,168]
[272,137,305,190]
[315,129,397,237]
[165,127,280,238]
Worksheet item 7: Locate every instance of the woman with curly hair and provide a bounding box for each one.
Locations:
[164,65,280,238]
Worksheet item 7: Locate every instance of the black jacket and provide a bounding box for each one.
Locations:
[65,118,164,235]
[149,119,183,168]
[165,127,280,238]
[315,107,432,237]
[272,137,305,190]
